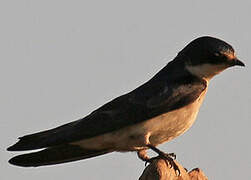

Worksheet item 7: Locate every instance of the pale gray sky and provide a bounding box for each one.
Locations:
[1,1,251,180]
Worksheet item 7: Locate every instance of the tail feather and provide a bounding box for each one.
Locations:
[8,144,111,167]
[7,121,79,151]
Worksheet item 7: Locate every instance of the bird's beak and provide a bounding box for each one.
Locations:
[233,58,245,67]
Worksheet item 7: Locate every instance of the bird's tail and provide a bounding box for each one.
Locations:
[8,144,111,167]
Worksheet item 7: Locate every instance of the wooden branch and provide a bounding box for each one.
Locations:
[139,158,208,180]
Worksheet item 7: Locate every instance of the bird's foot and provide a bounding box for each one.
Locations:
[144,152,176,166]
[146,144,180,176]
[167,152,176,160]
[158,153,180,176]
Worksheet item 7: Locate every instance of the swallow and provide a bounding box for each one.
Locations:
[7,36,244,174]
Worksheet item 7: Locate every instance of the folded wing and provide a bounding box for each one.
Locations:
[8,75,206,152]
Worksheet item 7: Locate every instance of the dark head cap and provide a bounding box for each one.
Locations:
[178,36,244,67]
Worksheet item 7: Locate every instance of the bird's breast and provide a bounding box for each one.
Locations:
[146,88,208,146]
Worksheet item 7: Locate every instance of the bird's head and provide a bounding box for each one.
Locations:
[178,36,245,81]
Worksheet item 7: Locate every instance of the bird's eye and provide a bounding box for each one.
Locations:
[214,52,227,60]
[214,52,220,57]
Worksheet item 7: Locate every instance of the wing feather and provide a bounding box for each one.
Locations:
[8,73,207,151]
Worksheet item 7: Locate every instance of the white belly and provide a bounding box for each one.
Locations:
[72,89,207,151]
[146,89,207,146]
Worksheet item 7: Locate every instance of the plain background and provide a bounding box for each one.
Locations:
[1,1,250,180]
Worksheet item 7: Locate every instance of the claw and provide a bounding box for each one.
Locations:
[168,153,176,160]
[163,155,180,175]
[146,144,181,176]
[169,162,173,168]
[171,161,181,176]
[144,161,149,167]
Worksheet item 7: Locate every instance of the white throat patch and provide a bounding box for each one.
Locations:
[186,63,228,81]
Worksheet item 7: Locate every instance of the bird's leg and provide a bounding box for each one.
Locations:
[146,144,180,175]
[147,145,176,159]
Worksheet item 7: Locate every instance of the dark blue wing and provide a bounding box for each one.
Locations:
[8,70,207,151]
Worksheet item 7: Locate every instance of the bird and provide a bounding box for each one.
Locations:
[7,36,244,174]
